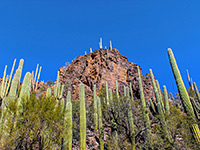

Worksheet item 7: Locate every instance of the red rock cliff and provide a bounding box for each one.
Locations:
[58,48,155,100]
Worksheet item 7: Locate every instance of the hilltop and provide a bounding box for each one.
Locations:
[58,48,155,101]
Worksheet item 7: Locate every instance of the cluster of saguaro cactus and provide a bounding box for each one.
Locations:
[149,69,172,142]
[126,86,135,150]
[0,59,24,132]
[31,64,42,92]
[2,46,200,149]
[168,48,200,142]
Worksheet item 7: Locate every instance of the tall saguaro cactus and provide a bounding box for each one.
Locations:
[79,84,86,150]
[93,84,98,132]
[97,96,104,150]
[126,86,135,150]
[5,59,16,96]
[168,48,200,142]
[0,65,7,99]
[163,85,170,115]
[149,69,172,142]
[106,81,109,105]
[116,81,120,103]
[17,72,31,115]
[137,66,152,147]
[64,100,72,150]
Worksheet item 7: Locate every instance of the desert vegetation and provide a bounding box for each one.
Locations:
[0,48,200,150]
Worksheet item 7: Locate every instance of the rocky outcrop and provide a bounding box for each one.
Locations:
[58,48,155,101]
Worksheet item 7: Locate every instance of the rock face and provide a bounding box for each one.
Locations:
[59,48,155,100]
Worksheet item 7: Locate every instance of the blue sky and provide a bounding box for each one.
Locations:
[0,0,200,94]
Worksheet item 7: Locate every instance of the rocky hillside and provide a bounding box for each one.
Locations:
[58,48,155,100]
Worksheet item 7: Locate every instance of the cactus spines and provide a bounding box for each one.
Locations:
[99,37,103,49]
[191,124,200,143]
[106,81,109,105]
[137,66,152,146]
[168,48,200,142]
[97,96,104,150]
[127,87,135,150]
[93,84,98,132]
[79,84,86,150]
[163,85,170,115]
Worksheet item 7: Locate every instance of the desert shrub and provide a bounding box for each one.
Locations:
[1,93,65,149]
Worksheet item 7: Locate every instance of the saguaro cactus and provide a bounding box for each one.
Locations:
[194,82,200,103]
[46,88,51,98]
[0,65,7,99]
[5,59,16,95]
[97,96,104,150]
[106,81,109,105]
[168,48,200,142]
[54,71,64,99]
[93,84,98,132]
[116,81,120,103]
[108,88,113,106]
[109,41,112,50]
[163,85,170,115]
[155,80,165,113]
[149,69,172,142]
[99,38,103,49]
[137,66,152,146]
[64,100,72,150]
[17,72,31,115]
[126,86,135,150]
[79,84,86,150]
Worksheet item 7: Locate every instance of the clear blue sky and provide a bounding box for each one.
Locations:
[0,0,200,94]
